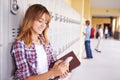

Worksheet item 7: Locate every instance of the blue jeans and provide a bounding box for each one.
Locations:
[85,41,93,58]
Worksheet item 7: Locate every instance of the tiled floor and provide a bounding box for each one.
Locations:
[68,38,120,80]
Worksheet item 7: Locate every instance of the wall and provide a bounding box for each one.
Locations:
[71,0,82,14]
[0,0,3,79]
[84,0,91,20]
[114,16,120,40]
[92,18,111,27]
[64,0,71,6]
[70,0,85,60]
[116,17,120,32]
[0,0,80,80]
[0,0,28,80]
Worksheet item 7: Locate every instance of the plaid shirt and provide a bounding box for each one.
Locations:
[11,36,57,80]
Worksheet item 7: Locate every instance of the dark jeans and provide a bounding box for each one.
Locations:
[85,41,93,58]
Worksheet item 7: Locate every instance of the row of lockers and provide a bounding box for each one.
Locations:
[0,0,81,80]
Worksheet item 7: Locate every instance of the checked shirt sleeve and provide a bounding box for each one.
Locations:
[11,41,30,80]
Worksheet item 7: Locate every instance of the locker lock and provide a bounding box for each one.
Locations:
[10,0,19,15]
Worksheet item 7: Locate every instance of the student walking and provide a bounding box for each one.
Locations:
[95,24,103,53]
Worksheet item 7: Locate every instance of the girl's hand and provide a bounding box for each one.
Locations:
[51,60,69,78]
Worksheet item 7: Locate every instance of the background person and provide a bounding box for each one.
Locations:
[95,24,103,53]
[104,26,108,39]
[83,20,93,59]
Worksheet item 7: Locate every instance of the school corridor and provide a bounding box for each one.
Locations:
[68,38,120,80]
[1,0,120,80]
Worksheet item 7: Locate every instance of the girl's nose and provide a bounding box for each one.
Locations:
[41,21,46,26]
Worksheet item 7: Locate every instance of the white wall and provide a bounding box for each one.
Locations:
[0,0,3,79]
[0,0,10,80]
[0,0,81,80]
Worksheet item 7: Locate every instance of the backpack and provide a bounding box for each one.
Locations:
[90,27,95,38]
[95,31,99,39]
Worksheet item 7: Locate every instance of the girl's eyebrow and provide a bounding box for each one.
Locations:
[39,18,45,21]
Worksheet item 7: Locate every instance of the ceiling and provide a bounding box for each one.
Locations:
[90,0,120,9]
[90,0,120,17]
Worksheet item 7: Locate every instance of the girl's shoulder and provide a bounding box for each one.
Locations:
[12,39,25,47]
[14,39,25,44]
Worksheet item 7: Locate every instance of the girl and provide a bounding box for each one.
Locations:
[11,4,69,80]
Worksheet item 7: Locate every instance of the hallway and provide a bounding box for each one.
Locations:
[69,38,120,80]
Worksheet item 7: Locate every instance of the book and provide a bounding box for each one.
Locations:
[58,51,81,71]
[49,51,81,80]
[50,51,81,72]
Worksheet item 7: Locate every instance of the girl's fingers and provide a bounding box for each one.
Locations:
[54,60,63,66]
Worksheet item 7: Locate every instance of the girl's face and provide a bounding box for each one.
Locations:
[31,13,48,35]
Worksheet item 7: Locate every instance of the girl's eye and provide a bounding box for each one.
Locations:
[38,19,48,25]
[38,20,42,23]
